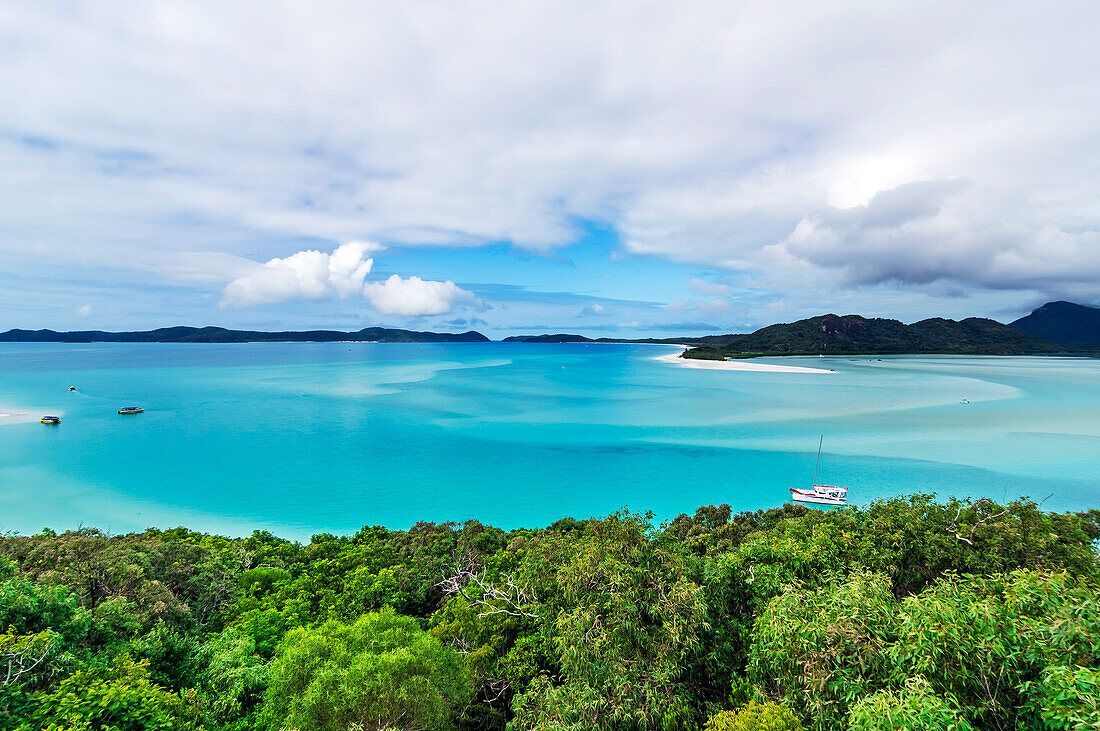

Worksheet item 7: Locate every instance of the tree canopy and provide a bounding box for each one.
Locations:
[1,494,1098,730]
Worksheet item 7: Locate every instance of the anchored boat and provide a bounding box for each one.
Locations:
[790,435,848,506]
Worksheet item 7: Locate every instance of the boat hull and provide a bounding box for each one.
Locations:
[791,493,846,506]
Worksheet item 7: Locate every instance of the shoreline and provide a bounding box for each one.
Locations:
[653,350,833,374]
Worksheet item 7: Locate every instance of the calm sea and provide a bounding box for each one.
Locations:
[1,342,1097,539]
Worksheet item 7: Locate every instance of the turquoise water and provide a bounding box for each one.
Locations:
[1,343,1098,539]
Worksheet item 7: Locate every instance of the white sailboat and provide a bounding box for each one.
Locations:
[789,435,848,506]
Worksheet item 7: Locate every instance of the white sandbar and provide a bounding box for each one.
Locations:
[653,351,833,374]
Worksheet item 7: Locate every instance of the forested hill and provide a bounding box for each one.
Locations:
[686,314,1056,357]
[0,325,490,343]
[2,496,1100,730]
[1011,300,1100,346]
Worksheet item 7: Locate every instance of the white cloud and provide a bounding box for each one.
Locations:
[76,303,92,317]
[688,279,730,296]
[578,303,605,316]
[363,275,476,316]
[773,181,1100,298]
[667,297,733,317]
[1,1,1099,325]
[222,242,378,308]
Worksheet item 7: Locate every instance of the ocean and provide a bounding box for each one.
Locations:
[1,342,1097,539]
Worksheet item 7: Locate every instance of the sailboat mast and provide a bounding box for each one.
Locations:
[812,434,823,488]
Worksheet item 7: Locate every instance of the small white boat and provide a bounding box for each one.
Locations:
[790,436,848,506]
[790,484,848,505]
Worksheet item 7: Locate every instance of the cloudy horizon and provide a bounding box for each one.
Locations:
[2,1,1097,337]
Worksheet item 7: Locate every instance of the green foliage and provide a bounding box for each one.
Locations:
[889,572,1030,726]
[729,495,1100,606]
[753,568,1100,731]
[128,620,201,689]
[1030,665,1100,730]
[512,511,708,730]
[195,628,268,729]
[749,570,898,730]
[847,676,973,730]
[889,570,1100,728]
[682,346,727,361]
[262,607,473,731]
[0,527,242,633]
[704,701,804,730]
[0,577,87,644]
[19,655,199,731]
[3,497,1100,731]
[237,566,290,595]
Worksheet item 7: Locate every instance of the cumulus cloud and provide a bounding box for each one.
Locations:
[578,303,605,316]
[773,181,1100,296]
[222,242,378,308]
[363,275,476,316]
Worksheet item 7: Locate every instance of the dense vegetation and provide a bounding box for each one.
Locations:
[3,495,1099,730]
[682,314,1057,359]
[0,326,490,343]
[681,346,728,361]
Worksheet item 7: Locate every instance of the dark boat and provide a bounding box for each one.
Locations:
[40,416,61,424]
[117,406,144,415]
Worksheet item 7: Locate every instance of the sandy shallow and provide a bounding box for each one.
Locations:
[654,351,833,374]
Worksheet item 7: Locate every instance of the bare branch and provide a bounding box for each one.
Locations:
[438,556,539,619]
[947,502,1009,546]
[2,634,54,686]
[484,676,511,706]
[583,614,604,642]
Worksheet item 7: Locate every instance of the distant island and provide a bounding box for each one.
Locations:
[501,333,743,347]
[4,300,1096,354]
[505,301,1099,357]
[1010,300,1100,347]
[0,325,490,343]
[679,313,1058,359]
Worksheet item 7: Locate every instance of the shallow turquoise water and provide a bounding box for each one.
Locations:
[1,343,1098,539]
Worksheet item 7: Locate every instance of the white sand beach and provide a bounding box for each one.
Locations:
[654,351,833,374]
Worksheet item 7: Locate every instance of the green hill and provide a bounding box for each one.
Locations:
[1010,301,1100,347]
[685,313,1056,358]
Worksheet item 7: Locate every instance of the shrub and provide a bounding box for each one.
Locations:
[261,607,473,731]
[848,676,973,730]
[704,700,804,730]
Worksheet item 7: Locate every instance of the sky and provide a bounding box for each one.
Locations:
[1,1,1098,338]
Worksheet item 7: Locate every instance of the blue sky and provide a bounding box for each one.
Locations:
[1,2,1098,338]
